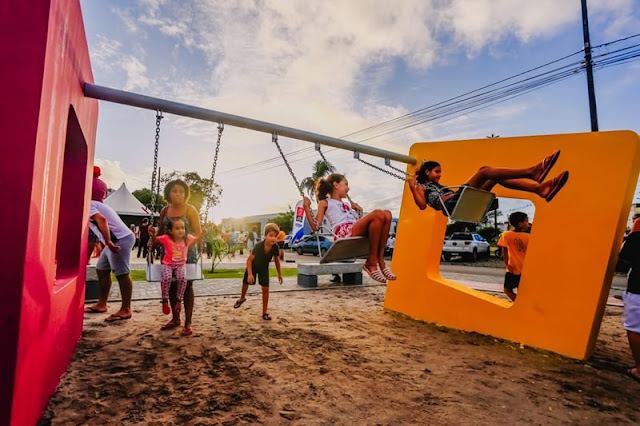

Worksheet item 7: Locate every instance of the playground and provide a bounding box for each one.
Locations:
[40,285,637,425]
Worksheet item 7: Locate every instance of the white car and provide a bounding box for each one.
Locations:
[442,233,490,262]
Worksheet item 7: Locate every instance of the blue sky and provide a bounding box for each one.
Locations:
[80,0,640,223]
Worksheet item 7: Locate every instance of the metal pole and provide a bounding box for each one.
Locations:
[84,83,416,165]
[581,0,599,132]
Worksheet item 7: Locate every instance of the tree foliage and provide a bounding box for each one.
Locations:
[160,170,223,217]
[131,188,166,212]
[300,160,336,200]
[269,209,294,234]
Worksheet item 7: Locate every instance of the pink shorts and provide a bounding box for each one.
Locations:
[334,222,354,239]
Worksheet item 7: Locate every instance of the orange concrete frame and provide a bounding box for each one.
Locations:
[0,1,98,425]
[385,131,640,360]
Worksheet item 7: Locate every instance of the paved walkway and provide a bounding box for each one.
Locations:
[87,253,624,308]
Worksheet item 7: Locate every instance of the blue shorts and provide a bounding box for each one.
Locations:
[624,291,640,333]
[96,233,135,277]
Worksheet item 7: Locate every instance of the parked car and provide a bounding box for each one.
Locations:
[283,234,293,249]
[292,235,333,256]
[442,233,490,262]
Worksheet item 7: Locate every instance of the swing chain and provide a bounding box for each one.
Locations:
[355,153,411,182]
[273,133,323,230]
[149,110,163,226]
[202,122,224,224]
[272,133,304,198]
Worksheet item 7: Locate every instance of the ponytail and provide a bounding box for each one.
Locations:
[315,173,346,200]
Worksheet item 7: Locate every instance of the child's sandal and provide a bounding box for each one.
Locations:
[363,264,387,284]
[380,265,397,281]
[262,313,272,321]
[161,299,170,315]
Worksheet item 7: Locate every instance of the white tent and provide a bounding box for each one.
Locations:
[104,183,151,216]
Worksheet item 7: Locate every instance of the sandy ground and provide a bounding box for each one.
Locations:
[40,286,640,425]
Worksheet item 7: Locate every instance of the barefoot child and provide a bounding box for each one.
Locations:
[150,217,198,315]
[233,223,283,320]
[408,150,569,216]
[497,212,530,301]
[303,173,396,284]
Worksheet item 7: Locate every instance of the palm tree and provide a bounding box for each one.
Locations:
[300,160,336,200]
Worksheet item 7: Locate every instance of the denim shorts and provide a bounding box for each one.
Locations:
[96,233,135,277]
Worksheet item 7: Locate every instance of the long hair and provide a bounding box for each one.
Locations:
[163,179,191,204]
[315,173,345,200]
[416,161,440,185]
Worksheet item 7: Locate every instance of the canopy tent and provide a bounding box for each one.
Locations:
[104,182,152,216]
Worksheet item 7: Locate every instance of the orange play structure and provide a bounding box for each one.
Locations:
[386,131,640,360]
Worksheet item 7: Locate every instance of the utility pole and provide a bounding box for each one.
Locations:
[581,0,599,131]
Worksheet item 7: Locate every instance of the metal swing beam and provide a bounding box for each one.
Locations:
[83,83,416,165]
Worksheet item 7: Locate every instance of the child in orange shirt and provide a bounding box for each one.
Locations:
[497,212,530,301]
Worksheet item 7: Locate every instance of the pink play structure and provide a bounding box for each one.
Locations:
[0,1,98,424]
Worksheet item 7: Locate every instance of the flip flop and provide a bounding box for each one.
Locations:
[84,306,107,313]
[181,326,193,336]
[104,314,131,322]
[536,149,561,183]
[233,299,246,309]
[626,368,640,383]
[363,264,387,284]
[160,319,181,330]
[545,170,569,202]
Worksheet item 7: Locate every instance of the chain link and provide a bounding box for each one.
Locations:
[201,122,224,224]
[386,162,414,179]
[149,110,163,226]
[356,156,409,182]
[273,134,322,229]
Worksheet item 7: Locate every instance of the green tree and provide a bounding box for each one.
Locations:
[299,160,336,200]
[132,188,166,212]
[161,170,223,217]
[269,209,294,234]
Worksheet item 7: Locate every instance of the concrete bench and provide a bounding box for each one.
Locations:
[297,262,364,288]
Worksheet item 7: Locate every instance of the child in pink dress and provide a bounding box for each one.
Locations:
[150,218,198,315]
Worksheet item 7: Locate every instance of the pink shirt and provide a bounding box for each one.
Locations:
[157,234,197,265]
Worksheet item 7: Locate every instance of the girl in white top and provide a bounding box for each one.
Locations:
[303,173,396,284]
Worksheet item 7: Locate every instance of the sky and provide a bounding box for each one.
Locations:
[80,0,640,224]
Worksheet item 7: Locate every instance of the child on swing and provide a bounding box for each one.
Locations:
[149,217,199,315]
[303,173,396,284]
[408,149,569,214]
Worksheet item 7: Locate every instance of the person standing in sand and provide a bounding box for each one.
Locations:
[617,217,640,383]
[157,179,201,336]
[233,223,283,320]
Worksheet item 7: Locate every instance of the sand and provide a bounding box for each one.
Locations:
[39,286,640,425]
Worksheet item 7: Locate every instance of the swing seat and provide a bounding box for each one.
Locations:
[441,186,496,223]
[320,236,370,264]
[145,263,203,282]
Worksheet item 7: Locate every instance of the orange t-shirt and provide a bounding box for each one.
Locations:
[277,230,286,242]
[497,231,529,275]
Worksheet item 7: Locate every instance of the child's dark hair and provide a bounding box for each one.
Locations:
[164,179,191,203]
[416,161,440,185]
[508,211,528,229]
[166,217,188,244]
[315,173,346,200]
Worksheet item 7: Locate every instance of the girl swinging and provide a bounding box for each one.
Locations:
[303,173,396,284]
[408,149,569,215]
